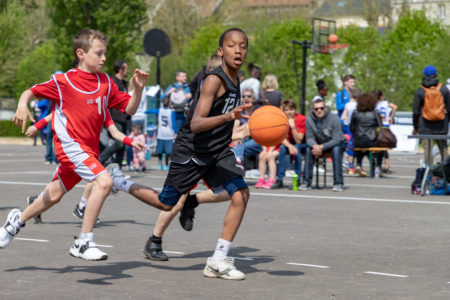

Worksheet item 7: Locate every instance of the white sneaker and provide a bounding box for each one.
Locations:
[0,209,24,248]
[106,163,124,194]
[69,236,108,261]
[203,256,245,280]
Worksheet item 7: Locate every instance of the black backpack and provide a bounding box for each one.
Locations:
[411,167,426,195]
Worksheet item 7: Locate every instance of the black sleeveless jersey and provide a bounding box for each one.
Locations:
[170,66,241,164]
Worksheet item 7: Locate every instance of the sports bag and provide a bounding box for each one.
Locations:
[421,83,446,121]
[376,113,397,148]
[170,86,188,113]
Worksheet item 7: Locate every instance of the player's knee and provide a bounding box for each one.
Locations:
[238,188,250,204]
[95,174,113,192]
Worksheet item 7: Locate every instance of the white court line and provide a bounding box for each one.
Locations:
[164,251,185,255]
[287,262,329,269]
[96,244,114,248]
[1,180,448,206]
[16,237,49,242]
[0,181,86,188]
[0,171,52,175]
[248,191,450,206]
[231,256,254,261]
[364,271,408,278]
[345,183,409,189]
[0,159,43,163]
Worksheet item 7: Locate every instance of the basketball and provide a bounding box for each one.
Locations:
[328,34,339,44]
[248,106,289,146]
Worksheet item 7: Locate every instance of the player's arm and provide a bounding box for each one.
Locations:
[191,75,251,133]
[125,69,149,115]
[107,123,146,151]
[13,90,36,133]
[25,113,52,137]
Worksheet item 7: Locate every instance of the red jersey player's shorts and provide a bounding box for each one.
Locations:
[52,156,106,192]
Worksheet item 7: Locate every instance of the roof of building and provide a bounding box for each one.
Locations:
[314,0,390,17]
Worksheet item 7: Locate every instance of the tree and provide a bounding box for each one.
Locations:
[15,41,61,99]
[0,0,50,98]
[46,0,147,74]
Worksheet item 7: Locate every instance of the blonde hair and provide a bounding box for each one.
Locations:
[262,74,279,90]
[207,52,222,71]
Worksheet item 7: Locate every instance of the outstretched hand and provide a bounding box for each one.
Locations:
[25,125,38,137]
[12,106,34,133]
[131,69,149,90]
[227,103,252,121]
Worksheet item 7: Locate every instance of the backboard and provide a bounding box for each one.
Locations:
[143,28,171,58]
[312,18,337,54]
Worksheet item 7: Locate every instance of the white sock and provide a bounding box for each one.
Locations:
[15,212,25,227]
[78,197,88,209]
[212,238,232,260]
[113,177,134,193]
[80,232,94,242]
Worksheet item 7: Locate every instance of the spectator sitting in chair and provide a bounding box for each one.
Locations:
[300,98,347,192]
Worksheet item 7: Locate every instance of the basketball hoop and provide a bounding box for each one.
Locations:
[135,53,153,72]
[327,43,349,64]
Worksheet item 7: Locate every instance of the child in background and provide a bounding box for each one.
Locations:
[373,90,398,173]
[341,88,361,174]
[254,146,279,189]
[129,124,147,172]
[146,97,176,170]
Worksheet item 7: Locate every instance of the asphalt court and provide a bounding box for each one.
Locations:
[1,144,450,299]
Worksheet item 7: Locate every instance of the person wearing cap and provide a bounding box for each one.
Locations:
[413,65,450,165]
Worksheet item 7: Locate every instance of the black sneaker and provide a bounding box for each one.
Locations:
[73,204,85,219]
[27,195,42,224]
[143,238,169,261]
[179,195,196,231]
[271,180,284,189]
[73,204,100,224]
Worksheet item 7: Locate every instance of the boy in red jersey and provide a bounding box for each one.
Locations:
[0,29,152,261]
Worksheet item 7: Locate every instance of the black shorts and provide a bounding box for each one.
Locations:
[164,147,245,195]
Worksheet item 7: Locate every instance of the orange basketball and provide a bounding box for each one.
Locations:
[328,34,338,44]
[248,106,289,146]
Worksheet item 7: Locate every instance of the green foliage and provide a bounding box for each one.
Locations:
[250,19,312,108]
[15,41,62,99]
[45,0,147,73]
[340,10,450,110]
[0,120,28,136]
[0,0,49,98]
[180,23,227,78]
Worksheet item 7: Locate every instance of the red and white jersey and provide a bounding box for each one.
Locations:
[31,68,130,165]
[104,109,114,128]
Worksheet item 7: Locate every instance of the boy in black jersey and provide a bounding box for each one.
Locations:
[111,28,251,280]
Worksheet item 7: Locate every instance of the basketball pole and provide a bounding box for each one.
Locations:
[156,53,161,108]
[291,39,311,115]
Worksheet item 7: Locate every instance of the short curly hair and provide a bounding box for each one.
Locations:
[356,93,378,111]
